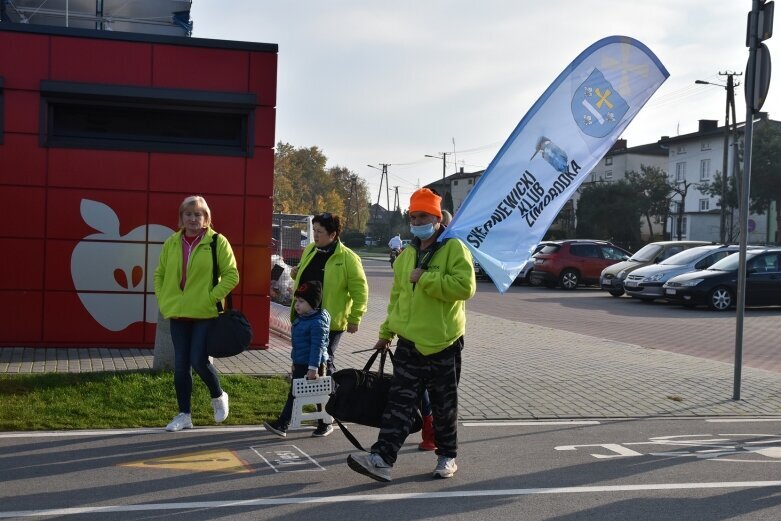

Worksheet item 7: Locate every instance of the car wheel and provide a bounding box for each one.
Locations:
[708,286,734,311]
[559,269,579,290]
[609,289,624,297]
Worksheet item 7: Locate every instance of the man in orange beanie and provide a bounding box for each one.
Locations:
[347,187,476,483]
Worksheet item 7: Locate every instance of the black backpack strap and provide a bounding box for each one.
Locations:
[412,237,449,291]
[210,233,231,313]
[420,238,449,270]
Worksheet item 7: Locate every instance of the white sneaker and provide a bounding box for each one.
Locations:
[166,413,193,432]
[347,452,392,482]
[433,456,457,478]
[212,392,229,423]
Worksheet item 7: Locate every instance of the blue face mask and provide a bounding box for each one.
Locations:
[410,223,436,240]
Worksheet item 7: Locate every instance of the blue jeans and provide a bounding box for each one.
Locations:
[421,389,432,417]
[170,319,223,414]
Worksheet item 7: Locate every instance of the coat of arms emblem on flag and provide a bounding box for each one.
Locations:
[571,69,629,138]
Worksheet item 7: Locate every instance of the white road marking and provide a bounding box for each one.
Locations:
[3,481,781,518]
[251,444,325,472]
[0,427,266,438]
[462,421,600,427]
[707,419,781,423]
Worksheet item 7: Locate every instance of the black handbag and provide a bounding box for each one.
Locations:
[326,348,423,451]
[206,234,253,358]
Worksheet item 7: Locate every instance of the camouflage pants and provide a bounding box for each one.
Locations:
[372,336,463,465]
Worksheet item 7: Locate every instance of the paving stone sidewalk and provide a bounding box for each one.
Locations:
[3,294,781,420]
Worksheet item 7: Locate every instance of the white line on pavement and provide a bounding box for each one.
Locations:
[707,419,781,423]
[3,481,781,518]
[463,421,600,426]
[0,426,266,438]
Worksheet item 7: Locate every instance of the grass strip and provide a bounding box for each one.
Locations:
[0,371,289,431]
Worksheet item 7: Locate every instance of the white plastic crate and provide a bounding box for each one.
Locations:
[290,376,334,428]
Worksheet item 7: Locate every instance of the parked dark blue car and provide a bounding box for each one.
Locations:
[662,248,781,311]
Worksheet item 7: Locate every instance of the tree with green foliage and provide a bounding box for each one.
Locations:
[698,121,781,242]
[748,121,781,243]
[626,165,674,242]
[576,180,642,250]
[273,142,371,231]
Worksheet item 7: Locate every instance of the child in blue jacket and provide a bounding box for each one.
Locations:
[264,280,332,437]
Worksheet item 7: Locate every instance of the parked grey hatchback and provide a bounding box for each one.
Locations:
[623,244,744,301]
[599,240,711,297]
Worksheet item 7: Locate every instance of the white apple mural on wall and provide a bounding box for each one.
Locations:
[71,199,174,331]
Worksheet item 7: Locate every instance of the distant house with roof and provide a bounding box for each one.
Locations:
[659,114,778,244]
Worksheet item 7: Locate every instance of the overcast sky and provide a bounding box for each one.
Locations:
[191,1,779,211]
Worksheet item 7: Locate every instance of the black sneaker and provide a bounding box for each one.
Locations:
[263,420,287,438]
[312,424,334,437]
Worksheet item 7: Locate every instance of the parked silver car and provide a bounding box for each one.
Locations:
[599,240,710,297]
[623,244,747,301]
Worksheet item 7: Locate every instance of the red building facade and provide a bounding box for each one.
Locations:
[0,23,277,348]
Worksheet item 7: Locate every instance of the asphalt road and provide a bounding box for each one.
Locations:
[4,419,781,520]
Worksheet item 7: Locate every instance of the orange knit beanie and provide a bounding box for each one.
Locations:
[409,188,442,218]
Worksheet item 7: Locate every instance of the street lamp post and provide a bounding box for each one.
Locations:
[695,74,740,243]
[425,153,448,193]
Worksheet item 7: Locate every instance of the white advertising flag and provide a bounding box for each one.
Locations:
[441,36,669,293]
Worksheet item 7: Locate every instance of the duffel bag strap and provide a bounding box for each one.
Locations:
[333,418,370,452]
[362,347,395,377]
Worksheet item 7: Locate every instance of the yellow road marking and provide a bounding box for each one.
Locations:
[120,449,251,474]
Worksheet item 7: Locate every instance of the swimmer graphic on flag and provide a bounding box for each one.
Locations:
[441,36,669,292]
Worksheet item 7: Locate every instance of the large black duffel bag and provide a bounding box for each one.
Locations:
[326,348,422,449]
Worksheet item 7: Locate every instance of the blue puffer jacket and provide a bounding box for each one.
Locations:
[291,309,331,369]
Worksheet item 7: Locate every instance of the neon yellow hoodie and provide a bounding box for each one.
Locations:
[291,240,368,331]
[380,238,476,355]
[154,229,239,319]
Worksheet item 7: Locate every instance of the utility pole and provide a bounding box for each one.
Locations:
[720,71,741,243]
[695,71,741,244]
[368,163,391,239]
[345,175,357,230]
[425,153,449,195]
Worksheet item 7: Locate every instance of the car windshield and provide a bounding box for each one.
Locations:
[708,251,761,271]
[659,247,717,266]
[539,244,560,254]
[628,244,663,262]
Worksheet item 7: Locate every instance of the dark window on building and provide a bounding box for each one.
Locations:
[40,81,256,156]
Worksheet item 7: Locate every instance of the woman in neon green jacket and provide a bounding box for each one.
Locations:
[291,213,368,379]
[154,196,239,432]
